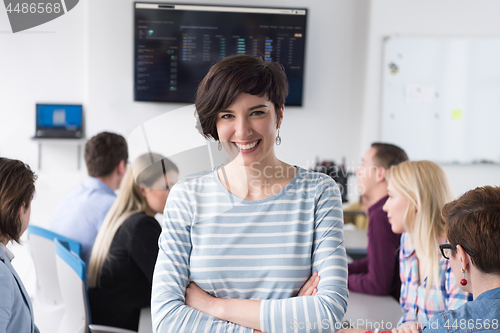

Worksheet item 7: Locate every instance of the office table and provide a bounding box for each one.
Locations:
[344,229,368,257]
[343,291,403,330]
[139,307,152,333]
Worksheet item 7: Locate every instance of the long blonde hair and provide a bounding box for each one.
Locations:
[386,160,454,297]
[87,153,178,287]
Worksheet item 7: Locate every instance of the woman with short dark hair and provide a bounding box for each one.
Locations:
[422,186,500,333]
[0,157,39,333]
[151,54,348,333]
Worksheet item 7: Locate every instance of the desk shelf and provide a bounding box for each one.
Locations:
[32,138,86,170]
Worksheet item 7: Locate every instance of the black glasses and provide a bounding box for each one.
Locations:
[439,244,454,259]
[439,243,475,260]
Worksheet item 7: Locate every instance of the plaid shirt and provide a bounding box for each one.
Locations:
[398,233,472,325]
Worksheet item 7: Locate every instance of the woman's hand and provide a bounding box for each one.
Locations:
[392,321,423,333]
[297,271,320,296]
[185,282,219,317]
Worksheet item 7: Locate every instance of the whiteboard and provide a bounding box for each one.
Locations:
[381,37,500,163]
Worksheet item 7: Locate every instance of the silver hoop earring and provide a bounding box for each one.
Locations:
[218,141,222,151]
[275,129,281,146]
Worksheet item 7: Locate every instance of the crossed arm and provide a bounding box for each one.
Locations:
[184,271,321,331]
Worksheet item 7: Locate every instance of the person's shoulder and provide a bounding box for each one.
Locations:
[368,199,390,224]
[51,184,85,212]
[123,211,148,223]
[423,312,449,333]
[171,169,218,194]
[121,212,161,234]
[78,186,115,212]
[295,167,338,189]
[0,260,14,314]
[296,167,330,181]
[0,257,13,288]
[293,168,342,211]
[121,212,156,226]
[423,304,487,333]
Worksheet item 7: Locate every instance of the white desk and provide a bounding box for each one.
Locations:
[138,307,152,333]
[344,229,368,256]
[343,292,403,330]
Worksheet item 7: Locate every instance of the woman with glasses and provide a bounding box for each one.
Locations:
[422,186,500,333]
[382,161,471,332]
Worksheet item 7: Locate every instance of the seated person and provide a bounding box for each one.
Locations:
[348,143,408,299]
[341,161,472,333]
[87,153,178,331]
[0,158,39,333]
[384,161,471,332]
[422,186,500,333]
[49,132,128,265]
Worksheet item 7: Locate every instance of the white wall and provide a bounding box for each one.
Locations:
[360,0,500,196]
[0,1,87,228]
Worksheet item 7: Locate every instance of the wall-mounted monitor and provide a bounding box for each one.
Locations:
[134,2,307,106]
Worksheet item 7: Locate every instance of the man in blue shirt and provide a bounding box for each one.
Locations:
[50,132,128,265]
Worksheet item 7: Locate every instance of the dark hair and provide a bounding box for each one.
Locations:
[84,132,128,177]
[0,158,37,243]
[195,54,289,141]
[442,186,500,275]
[371,142,409,169]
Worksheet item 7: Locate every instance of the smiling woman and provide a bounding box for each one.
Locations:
[151,54,349,333]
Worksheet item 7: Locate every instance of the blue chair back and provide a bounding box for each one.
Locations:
[28,225,82,256]
[54,238,91,333]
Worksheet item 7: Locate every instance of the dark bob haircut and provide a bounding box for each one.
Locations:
[0,158,37,243]
[442,185,500,275]
[195,54,289,141]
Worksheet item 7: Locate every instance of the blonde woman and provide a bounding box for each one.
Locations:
[87,153,178,331]
[383,161,471,332]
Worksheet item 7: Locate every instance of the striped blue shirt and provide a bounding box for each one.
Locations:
[151,166,348,332]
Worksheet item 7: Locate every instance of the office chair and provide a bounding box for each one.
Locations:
[27,225,82,333]
[54,238,138,333]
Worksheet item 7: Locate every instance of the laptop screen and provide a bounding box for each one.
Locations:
[37,104,82,129]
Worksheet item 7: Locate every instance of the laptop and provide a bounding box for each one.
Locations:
[34,104,84,139]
